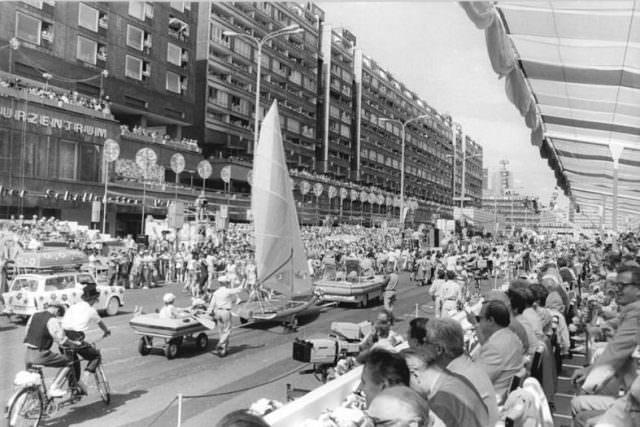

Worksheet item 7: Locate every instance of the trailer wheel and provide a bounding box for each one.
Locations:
[165,342,179,359]
[138,337,150,356]
[196,333,208,350]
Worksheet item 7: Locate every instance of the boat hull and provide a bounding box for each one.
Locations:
[233,294,316,322]
[313,276,389,305]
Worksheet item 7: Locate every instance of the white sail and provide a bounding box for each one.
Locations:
[252,101,311,297]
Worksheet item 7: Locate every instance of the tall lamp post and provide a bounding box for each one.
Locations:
[224,24,304,153]
[379,114,430,230]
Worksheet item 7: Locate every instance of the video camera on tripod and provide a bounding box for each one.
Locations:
[292,321,372,382]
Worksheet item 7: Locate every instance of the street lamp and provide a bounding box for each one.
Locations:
[379,114,430,230]
[223,24,304,153]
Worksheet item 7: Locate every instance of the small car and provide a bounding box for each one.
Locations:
[2,270,124,320]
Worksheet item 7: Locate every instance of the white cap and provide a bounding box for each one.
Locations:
[163,293,176,304]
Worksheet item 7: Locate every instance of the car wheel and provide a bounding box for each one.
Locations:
[105,297,119,316]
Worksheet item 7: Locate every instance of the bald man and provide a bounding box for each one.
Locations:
[367,385,430,427]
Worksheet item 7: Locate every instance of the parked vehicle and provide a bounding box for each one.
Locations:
[1,250,124,320]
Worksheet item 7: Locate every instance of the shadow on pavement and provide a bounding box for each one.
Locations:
[41,389,147,426]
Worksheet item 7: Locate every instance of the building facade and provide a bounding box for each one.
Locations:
[0,1,206,234]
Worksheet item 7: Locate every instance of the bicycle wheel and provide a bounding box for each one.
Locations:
[94,366,111,404]
[7,387,44,427]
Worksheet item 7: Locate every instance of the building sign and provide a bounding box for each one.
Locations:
[0,106,108,138]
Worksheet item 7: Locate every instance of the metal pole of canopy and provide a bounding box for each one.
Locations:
[609,144,624,233]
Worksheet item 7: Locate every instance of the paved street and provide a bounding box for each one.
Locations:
[1,273,449,427]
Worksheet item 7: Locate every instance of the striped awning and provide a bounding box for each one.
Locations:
[461,1,640,227]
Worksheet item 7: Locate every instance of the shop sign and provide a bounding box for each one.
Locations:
[0,106,108,137]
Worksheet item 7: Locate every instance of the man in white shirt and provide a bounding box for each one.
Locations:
[440,270,462,318]
[62,284,111,393]
[207,282,243,357]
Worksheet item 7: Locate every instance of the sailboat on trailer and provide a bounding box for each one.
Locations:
[233,101,316,326]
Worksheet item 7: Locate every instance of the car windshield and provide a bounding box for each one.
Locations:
[11,278,39,292]
[44,276,75,291]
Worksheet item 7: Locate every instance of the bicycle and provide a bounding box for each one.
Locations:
[6,338,110,427]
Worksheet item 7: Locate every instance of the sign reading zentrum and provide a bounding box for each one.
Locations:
[0,106,108,138]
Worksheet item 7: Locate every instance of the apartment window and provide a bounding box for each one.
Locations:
[144,3,154,19]
[98,11,108,29]
[170,2,184,12]
[15,12,41,45]
[167,42,181,66]
[128,2,145,20]
[125,55,142,80]
[233,39,251,58]
[22,0,43,9]
[142,61,151,79]
[78,3,98,32]
[169,16,188,41]
[97,43,107,62]
[76,36,97,65]
[127,25,144,50]
[166,71,180,93]
[58,141,77,180]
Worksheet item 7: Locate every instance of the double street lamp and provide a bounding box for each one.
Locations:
[223,24,304,153]
[379,114,431,229]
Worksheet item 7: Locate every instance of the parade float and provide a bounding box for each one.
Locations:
[232,102,318,329]
[312,258,389,308]
[129,311,213,359]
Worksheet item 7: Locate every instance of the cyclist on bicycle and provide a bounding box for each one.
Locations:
[23,303,81,397]
[61,284,111,394]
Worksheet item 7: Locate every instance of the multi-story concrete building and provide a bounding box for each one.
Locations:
[482,193,540,231]
[0,1,207,234]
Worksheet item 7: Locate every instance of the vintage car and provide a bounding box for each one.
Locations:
[312,258,389,307]
[1,249,125,319]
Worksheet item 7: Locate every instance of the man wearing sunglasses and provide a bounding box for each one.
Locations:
[571,264,640,427]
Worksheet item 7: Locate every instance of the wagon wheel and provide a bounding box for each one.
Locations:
[165,341,179,359]
[138,336,151,356]
[196,333,208,350]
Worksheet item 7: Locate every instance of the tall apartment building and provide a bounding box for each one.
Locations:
[193,2,319,167]
[482,194,540,231]
[189,2,484,223]
[357,55,456,207]
[0,1,204,234]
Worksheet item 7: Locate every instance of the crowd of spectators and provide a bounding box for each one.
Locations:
[120,125,201,153]
[0,75,112,117]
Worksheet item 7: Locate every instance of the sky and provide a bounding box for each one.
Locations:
[317,2,565,208]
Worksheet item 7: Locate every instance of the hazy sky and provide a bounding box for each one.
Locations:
[317,2,564,207]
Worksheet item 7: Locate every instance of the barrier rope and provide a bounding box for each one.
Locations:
[146,396,178,427]
[180,362,310,399]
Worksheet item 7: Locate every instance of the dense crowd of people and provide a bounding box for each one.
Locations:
[120,125,201,152]
[0,75,112,116]
[3,212,640,426]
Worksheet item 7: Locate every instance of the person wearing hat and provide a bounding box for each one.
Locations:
[24,303,81,397]
[61,283,111,394]
[158,293,187,319]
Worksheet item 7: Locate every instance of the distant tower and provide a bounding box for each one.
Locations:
[499,160,511,196]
